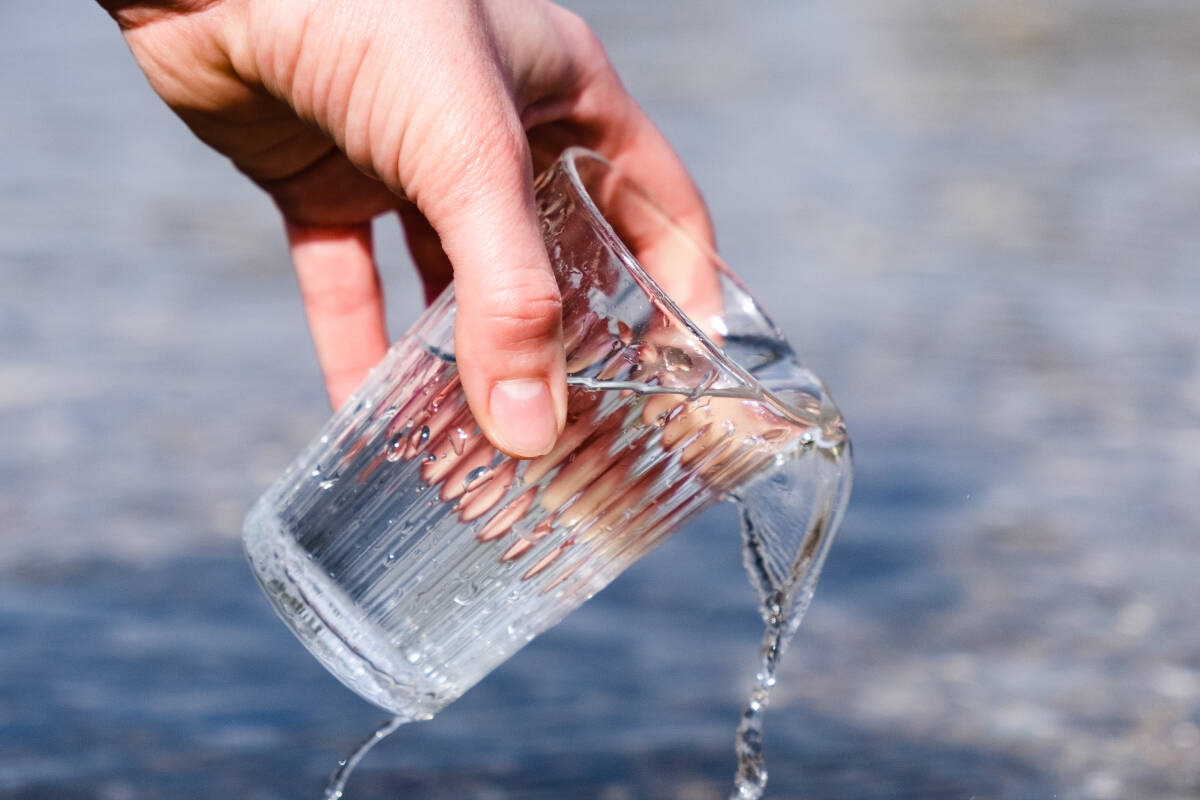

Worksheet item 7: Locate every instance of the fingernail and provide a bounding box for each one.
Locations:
[489,379,558,457]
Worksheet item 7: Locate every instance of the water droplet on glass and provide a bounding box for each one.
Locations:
[450,427,469,456]
[310,465,322,478]
[463,466,492,491]
[423,453,436,463]
[318,478,338,490]
[410,425,430,450]
[385,433,405,462]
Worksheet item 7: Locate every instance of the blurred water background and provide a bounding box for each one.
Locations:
[2,1,1199,798]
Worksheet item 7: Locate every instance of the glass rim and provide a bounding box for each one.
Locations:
[555,146,813,426]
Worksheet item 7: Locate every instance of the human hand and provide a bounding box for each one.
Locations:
[99,0,714,458]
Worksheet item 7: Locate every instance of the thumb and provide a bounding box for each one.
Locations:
[421,123,567,459]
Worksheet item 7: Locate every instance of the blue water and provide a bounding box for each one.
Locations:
[2,1,1199,797]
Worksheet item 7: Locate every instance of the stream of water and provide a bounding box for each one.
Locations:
[730,445,848,798]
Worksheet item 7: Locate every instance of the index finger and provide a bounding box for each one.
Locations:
[286,220,390,410]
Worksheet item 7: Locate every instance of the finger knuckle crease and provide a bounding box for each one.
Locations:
[486,289,562,333]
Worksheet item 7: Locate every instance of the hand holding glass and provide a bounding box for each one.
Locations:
[242,148,850,721]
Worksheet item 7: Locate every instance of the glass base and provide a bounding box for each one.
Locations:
[243,499,451,719]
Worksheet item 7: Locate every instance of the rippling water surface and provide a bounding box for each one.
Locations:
[2,1,1199,798]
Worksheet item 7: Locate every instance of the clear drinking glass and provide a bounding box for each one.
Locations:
[242,147,849,722]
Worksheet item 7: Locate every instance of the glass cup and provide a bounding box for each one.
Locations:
[242,147,849,721]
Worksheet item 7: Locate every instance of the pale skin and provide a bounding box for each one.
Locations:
[97,0,715,458]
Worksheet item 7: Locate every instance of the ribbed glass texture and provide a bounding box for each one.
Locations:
[242,149,846,719]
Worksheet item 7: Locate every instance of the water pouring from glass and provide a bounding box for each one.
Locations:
[243,148,851,797]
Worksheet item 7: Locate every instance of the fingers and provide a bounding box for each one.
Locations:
[521,11,725,334]
[286,221,389,410]
[419,119,567,460]
[598,103,726,333]
[604,102,717,251]
[526,8,716,249]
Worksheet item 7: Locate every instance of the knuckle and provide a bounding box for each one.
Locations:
[553,9,612,80]
[479,280,563,348]
[553,8,603,57]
